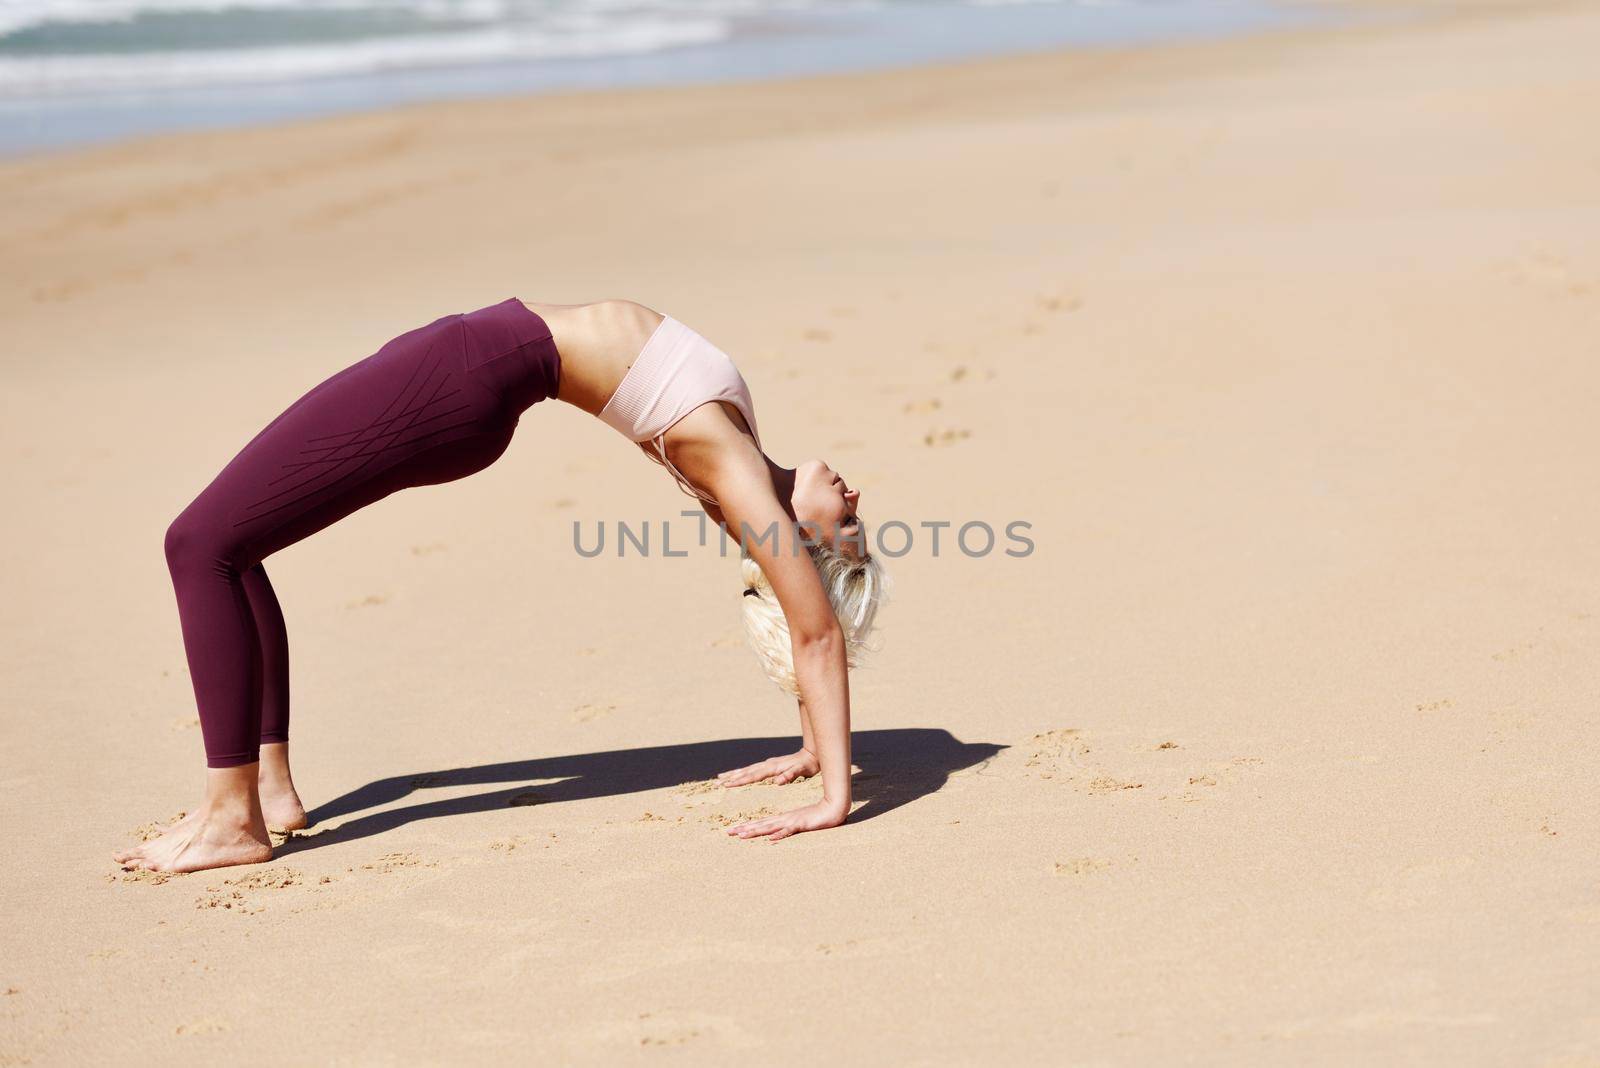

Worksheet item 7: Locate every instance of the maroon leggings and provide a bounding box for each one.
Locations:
[163,298,560,768]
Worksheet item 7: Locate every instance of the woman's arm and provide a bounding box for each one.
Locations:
[701,441,852,841]
[703,499,823,786]
[716,697,821,786]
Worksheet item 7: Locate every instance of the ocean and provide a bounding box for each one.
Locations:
[0,0,1307,155]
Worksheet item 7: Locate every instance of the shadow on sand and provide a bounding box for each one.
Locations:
[283,728,1003,854]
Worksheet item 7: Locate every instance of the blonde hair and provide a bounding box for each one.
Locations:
[739,543,890,696]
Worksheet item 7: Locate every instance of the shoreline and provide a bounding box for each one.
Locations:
[1,0,1322,160]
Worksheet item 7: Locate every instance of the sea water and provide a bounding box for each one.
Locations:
[0,0,1311,156]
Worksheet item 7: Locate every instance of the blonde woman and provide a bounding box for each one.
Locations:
[116,298,887,874]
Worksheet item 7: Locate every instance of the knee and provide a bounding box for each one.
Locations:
[164,509,201,572]
[164,506,235,576]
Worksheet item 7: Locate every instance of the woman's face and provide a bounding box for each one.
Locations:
[792,459,865,557]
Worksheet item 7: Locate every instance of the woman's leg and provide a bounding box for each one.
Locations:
[118,305,556,873]
[242,564,307,831]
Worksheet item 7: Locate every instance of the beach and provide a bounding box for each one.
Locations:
[4,0,1600,1061]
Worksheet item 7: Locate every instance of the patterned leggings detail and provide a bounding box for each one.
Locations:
[163,298,560,767]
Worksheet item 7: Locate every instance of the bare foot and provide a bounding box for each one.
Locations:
[113,804,272,874]
[258,742,307,832]
[259,781,307,833]
[113,763,273,874]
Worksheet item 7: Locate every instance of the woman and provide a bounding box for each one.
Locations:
[115,298,887,874]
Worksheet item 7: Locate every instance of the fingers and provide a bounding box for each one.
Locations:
[717,759,772,785]
[718,757,796,788]
[726,813,806,841]
[727,816,780,838]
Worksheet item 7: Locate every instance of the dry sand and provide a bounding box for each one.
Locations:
[4,1,1600,1061]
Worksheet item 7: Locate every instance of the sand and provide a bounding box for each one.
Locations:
[4,0,1600,1061]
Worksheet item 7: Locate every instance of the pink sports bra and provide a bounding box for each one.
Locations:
[598,314,762,507]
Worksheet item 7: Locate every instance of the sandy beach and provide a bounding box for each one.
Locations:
[4,0,1600,1061]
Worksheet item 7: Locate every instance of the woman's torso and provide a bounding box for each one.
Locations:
[522,298,761,503]
[521,298,660,417]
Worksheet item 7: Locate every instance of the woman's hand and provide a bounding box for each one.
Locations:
[717,748,820,788]
[727,799,848,842]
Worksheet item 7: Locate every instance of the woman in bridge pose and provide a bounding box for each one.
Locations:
[115,298,886,873]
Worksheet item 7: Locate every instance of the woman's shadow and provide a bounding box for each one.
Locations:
[284,728,1002,853]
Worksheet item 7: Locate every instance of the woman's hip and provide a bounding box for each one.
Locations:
[177,304,543,561]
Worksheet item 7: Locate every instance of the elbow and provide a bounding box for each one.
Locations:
[791,620,845,658]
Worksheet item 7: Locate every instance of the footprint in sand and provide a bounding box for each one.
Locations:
[490,833,558,851]
[1023,728,1088,780]
[1035,291,1082,314]
[361,853,428,874]
[1053,857,1114,876]
[922,428,972,448]
[1085,776,1143,795]
[902,398,942,415]
[508,790,545,807]
[489,835,528,850]
[345,593,387,609]
[169,717,199,731]
[175,1019,230,1036]
[410,541,448,556]
[800,327,833,343]
[194,867,307,914]
[1162,755,1263,803]
[572,702,616,723]
[620,1010,754,1051]
[634,1012,705,1048]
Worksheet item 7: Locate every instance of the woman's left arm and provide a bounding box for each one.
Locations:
[701,444,853,841]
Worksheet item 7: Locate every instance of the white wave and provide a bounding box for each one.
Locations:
[0,0,529,37]
[0,15,730,95]
[0,0,852,38]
